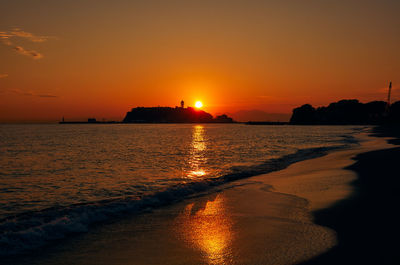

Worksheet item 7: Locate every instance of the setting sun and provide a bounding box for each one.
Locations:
[195,101,203,108]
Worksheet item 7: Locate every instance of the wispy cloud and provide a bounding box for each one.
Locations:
[1,28,53,42]
[377,84,399,93]
[37,94,58,98]
[0,32,12,39]
[9,28,53,43]
[0,74,8,79]
[1,28,54,59]
[2,88,58,98]
[13,46,43,59]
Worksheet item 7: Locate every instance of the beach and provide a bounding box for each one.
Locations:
[2,126,397,265]
[301,126,400,265]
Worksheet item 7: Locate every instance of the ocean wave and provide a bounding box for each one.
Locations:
[0,143,354,257]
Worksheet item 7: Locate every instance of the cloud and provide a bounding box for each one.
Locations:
[13,46,43,59]
[0,32,12,39]
[37,94,58,98]
[0,28,53,42]
[377,83,399,93]
[10,28,53,43]
[2,88,58,98]
[0,74,8,79]
[1,28,54,59]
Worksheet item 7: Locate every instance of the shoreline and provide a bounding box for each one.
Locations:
[3,128,393,265]
[300,126,400,265]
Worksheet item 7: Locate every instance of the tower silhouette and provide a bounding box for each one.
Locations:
[385,81,392,114]
[181,100,184,108]
[388,81,392,106]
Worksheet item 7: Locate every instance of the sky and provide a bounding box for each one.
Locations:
[1,0,399,122]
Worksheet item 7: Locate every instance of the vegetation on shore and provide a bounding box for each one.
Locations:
[290,99,400,125]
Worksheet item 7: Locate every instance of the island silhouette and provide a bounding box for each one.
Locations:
[60,101,234,124]
[123,104,234,123]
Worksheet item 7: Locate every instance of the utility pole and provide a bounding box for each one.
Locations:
[388,81,392,106]
[385,81,392,114]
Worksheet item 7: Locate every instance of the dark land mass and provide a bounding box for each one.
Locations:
[299,125,400,265]
[228,109,291,123]
[60,107,235,124]
[290,99,400,125]
[59,118,119,124]
[245,121,289,125]
[123,106,234,123]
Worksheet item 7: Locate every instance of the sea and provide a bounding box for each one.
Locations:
[0,124,362,256]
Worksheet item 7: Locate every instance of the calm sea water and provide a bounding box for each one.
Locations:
[0,124,361,255]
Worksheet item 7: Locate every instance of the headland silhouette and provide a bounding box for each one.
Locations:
[290,99,400,125]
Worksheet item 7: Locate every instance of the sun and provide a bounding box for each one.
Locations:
[195,101,203,108]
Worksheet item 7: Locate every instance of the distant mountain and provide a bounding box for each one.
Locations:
[227,110,291,122]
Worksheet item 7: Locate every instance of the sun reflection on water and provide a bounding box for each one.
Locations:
[187,125,207,179]
[176,194,234,264]
[178,125,234,263]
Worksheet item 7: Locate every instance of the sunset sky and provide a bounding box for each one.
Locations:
[1,0,399,122]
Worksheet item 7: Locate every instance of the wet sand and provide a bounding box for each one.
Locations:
[5,178,338,265]
[301,126,400,265]
[4,130,394,265]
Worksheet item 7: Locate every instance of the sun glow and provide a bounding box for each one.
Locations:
[195,101,203,108]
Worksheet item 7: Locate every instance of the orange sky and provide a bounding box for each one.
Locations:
[1,0,399,122]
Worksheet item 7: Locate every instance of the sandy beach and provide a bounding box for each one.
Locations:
[3,127,397,265]
[301,126,400,265]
